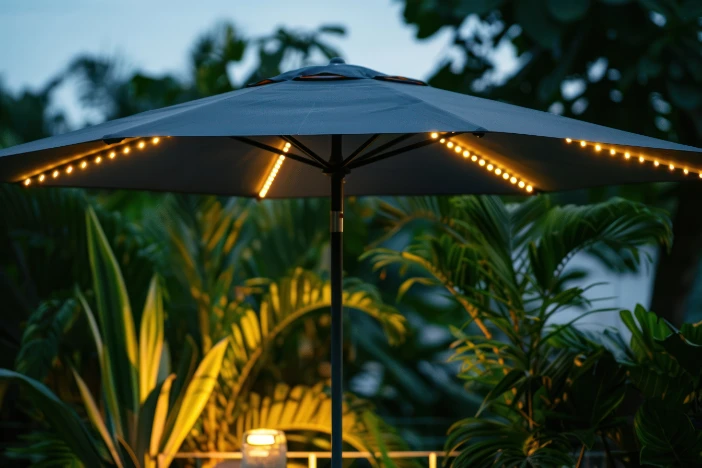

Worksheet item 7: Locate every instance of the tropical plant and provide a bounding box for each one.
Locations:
[0,208,229,468]
[363,195,672,466]
[619,305,702,467]
[145,194,415,464]
[399,0,702,325]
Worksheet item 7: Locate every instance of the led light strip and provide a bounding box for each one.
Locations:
[258,141,290,198]
[22,137,163,186]
[431,132,534,193]
[566,138,702,178]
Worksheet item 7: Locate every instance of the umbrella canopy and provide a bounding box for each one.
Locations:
[0,59,700,196]
[2,58,701,468]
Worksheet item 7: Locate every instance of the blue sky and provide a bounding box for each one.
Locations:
[0,0,452,92]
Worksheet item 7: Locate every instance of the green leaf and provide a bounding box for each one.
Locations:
[72,368,123,467]
[0,369,107,467]
[139,276,164,404]
[659,330,702,376]
[634,400,702,467]
[547,0,590,22]
[159,338,229,466]
[86,207,139,436]
[478,369,525,415]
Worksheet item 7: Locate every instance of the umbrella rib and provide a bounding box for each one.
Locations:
[282,135,330,168]
[230,136,324,169]
[349,133,415,165]
[342,134,380,167]
[348,132,466,169]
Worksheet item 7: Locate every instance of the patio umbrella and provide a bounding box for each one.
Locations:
[1,57,701,467]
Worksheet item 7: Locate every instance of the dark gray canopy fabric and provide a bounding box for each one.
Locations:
[1,60,700,197]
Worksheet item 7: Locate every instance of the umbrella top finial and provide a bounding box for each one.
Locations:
[329,57,346,64]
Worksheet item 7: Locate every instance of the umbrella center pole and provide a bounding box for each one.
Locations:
[329,135,344,468]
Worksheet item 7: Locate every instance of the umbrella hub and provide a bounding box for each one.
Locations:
[248,60,426,87]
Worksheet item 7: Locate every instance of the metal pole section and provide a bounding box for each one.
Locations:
[329,135,344,468]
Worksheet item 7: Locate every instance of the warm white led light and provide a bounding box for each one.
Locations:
[66,166,73,174]
[259,154,286,198]
[566,138,572,143]
[138,141,145,149]
[24,178,31,186]
[447,142,454,149]
[431,132,438,139]
[526,185,533,193]
[639,156,644,163]
[610,149,616,156]
[39,174,45,182]
[440,138,446,144]
[454,146,461,153]
[152,137,160,144]
[123,147,130,155]
[518,181,525,188]
[81,161,88,169]
[495,168,502,176]
[503,173,509,180]
[52,170,59,178]
[624,152,631,159]
[669,164,675,171]
[95,156,102,164]
[684,168,689,175]
[654,160,660,167]
[595,144,602,152]
[580,141,587,147]
[109,151,116,159]
[487,164,494,171]
[471,155,477,162]
[479,159,485,166]
[510,177,517,184]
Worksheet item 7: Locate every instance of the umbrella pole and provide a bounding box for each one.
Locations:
[330,135,344,468]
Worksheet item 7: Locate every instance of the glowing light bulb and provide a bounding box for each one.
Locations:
[669,164,675,171]
[510,177,517,184]
[684,168,689,175]
[52,170,59,178]
[138,141,145,150]
[454,146,461,153]
[479,159,485,166]
[431,132,438,139]
[580,141,587,147]
[66,166,73,174]
[283,147,289,152]
[518,181,525,188]
[595,144,602,152]
[447,142,454,149]
[639,156,644,163]
[471,155,478,162]
[81,161,88,169]
[526,185,533,193]
[39,174,45,182]
[109,151,116,159]
[123,147,130,155]
[654,160,660,167]
[24,178,31,186]
[625,152,631,159]
[96,156,102,164]
[463,150,469,158]
[152,137,160,144]
[495,168,502,176]
[440,138,446,144]
[487,164,494,171]
[699,173,702,179]
[503,173,509,180]
[610,149,616,156]
[566,138,572,143]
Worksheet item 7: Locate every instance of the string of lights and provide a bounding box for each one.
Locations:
[22,137,162,186]
[566,138,701,178]
[258,141,290,198]
[431,132,534,193]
